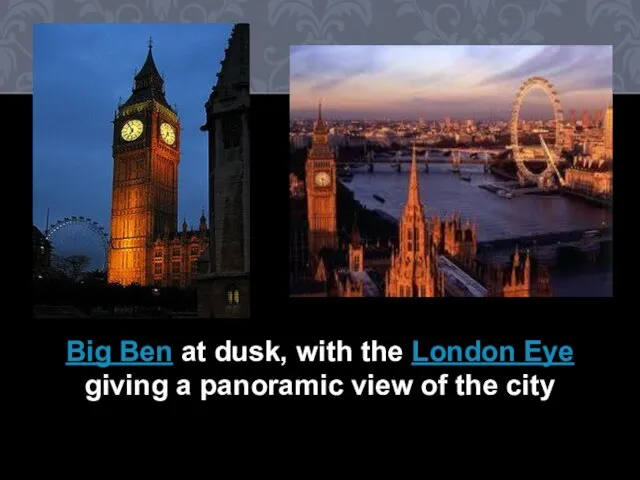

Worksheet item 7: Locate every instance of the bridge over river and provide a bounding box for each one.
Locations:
[340,150,561,174]
[477,227,612,268]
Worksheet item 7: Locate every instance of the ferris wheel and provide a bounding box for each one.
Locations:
[45,216,109,272]
[510,76,564,185]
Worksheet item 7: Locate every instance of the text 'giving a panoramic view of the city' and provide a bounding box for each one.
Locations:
[289,45,613,298]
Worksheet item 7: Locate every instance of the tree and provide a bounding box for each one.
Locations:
[61,255,91,282]
[83,269,107,284]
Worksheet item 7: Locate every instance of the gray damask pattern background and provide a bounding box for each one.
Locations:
[1,0,639,93]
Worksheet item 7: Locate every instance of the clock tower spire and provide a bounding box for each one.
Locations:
[305,100,337,273]
[108,39,181,286]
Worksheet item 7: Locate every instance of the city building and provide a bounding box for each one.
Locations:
[431,212,478,271]
[290,133,311,149]
[197,24,250,318]
[482,247,552,297]
[604,104,613,159]
[151,213,209,287]
[107,38,209,287]
[563,125,575,150]
[564,155,613,196]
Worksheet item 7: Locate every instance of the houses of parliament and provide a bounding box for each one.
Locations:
[291,103,551,298]
[108,25,250,317]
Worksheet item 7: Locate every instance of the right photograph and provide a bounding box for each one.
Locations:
[289,45,613,298]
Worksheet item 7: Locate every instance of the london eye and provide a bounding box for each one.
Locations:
[510,76,565,185]
[45,216,109,272]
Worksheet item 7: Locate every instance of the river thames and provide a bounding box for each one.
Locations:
[345,163,612,242]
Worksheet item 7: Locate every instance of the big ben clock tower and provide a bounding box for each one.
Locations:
[108,38,180,286]
[305,102,337,270]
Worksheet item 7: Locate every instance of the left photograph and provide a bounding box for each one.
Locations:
[32,23,250,319]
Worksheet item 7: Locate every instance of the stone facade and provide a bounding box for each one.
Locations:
[482,247,552,297]
[151,215,209,288]
[565,156,613,196]
[197,24,250,318]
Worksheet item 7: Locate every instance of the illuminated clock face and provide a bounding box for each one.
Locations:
[160,122,176,145]
[315,172,331,187]
[121,119,144,142]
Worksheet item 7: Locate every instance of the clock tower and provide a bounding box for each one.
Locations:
[305,101,337,269]
[108,38,181,286]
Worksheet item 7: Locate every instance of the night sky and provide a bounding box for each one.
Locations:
[290,45,612,120]
[33,23,234,241]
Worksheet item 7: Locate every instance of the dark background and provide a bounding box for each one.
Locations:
[15,92,630,423]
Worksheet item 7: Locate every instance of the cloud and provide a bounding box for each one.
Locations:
[473,45,611,89]
[290,45,612,119]
[291,45,391,92]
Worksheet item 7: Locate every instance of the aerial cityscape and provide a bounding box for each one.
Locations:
[32,23,250,318]
[289,45,613,298]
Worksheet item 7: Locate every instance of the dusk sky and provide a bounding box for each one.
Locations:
[290,45,612,120]
[33,23,234,238]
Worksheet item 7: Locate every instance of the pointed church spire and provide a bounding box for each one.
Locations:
[407,142,422,207]
[314,100,327,134]
[199,207,207,232]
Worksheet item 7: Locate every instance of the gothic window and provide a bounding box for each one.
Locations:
[353,256,360,272]
[222,113,242,150]
[154,263,162,274]
[172,248,181,257]
[155,249,163,258]
[172,261,180,274]
[227,284,240,305]
[191,261,198,273]
[191,247,199,256]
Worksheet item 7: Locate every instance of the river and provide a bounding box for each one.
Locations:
[345,163,611,242]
